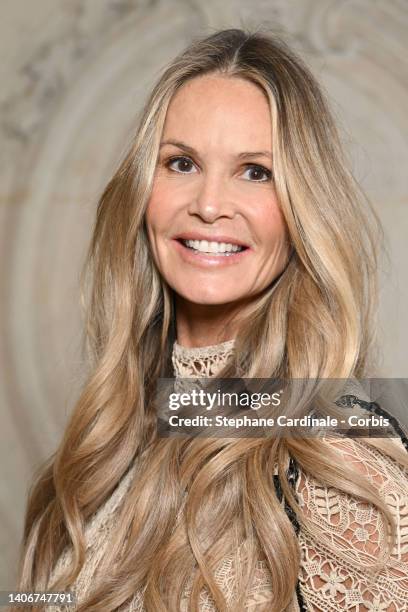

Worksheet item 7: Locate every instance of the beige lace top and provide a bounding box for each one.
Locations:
[48,340,408,611]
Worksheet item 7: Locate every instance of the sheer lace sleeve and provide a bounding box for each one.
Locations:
[295,437,408,611]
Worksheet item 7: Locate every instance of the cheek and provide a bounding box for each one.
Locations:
[145,185,168,241]
[145,183,160,224]
[253,196,289,246]
[145,177,181,233]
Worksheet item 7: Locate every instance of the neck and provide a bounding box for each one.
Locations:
[175,295,247,348]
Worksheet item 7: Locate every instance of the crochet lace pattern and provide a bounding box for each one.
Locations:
[47,340,408,611]
[172,339,236,378]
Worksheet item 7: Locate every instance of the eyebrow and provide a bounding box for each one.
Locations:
[159,139,272,160]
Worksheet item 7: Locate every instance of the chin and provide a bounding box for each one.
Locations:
[175,285,245,306]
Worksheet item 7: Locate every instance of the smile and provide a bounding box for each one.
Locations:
[172,236,251,268]
[180,239,246,256]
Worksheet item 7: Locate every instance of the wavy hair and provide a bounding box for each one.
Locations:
[15,27,408,611]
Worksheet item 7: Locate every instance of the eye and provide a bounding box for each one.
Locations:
[165,156,197,174]
[163,156,272,182]
[242,164,273,183]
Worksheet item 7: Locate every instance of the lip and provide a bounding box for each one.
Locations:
[173,232,250,248]
[172,237,251,268]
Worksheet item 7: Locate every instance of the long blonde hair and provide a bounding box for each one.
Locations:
[16,27,408,611]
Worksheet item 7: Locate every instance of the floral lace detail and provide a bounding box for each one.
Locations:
[47,342,408,611]
[295,436,408,611]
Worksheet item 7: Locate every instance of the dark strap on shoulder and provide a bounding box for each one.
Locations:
[335,395,408,451]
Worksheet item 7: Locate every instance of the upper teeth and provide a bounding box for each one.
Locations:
[183,240,243,253]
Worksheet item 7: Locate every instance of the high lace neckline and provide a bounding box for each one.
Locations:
[172,339,236,378]
[173,339,235,359]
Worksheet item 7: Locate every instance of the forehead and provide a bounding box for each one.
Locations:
[162,75,272,148]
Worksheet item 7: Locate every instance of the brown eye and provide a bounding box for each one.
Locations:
[166,156,197,174]
[242,164,272,182]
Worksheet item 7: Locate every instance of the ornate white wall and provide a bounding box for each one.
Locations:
[1,0,407,588]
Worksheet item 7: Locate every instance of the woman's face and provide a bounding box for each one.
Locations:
[145,74,290,306]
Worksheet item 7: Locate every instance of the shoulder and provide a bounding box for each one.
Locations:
[296,435,408,530]
[324,435,408,488]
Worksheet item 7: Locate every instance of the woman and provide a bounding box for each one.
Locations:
[15,28,408,611]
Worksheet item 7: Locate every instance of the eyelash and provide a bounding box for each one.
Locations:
[164,155,273,183]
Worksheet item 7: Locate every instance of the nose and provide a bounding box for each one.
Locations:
[187,174,235,223]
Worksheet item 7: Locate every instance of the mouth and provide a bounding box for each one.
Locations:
[175,236,250,257]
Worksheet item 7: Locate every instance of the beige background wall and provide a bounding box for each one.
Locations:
[1,0,407,588]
